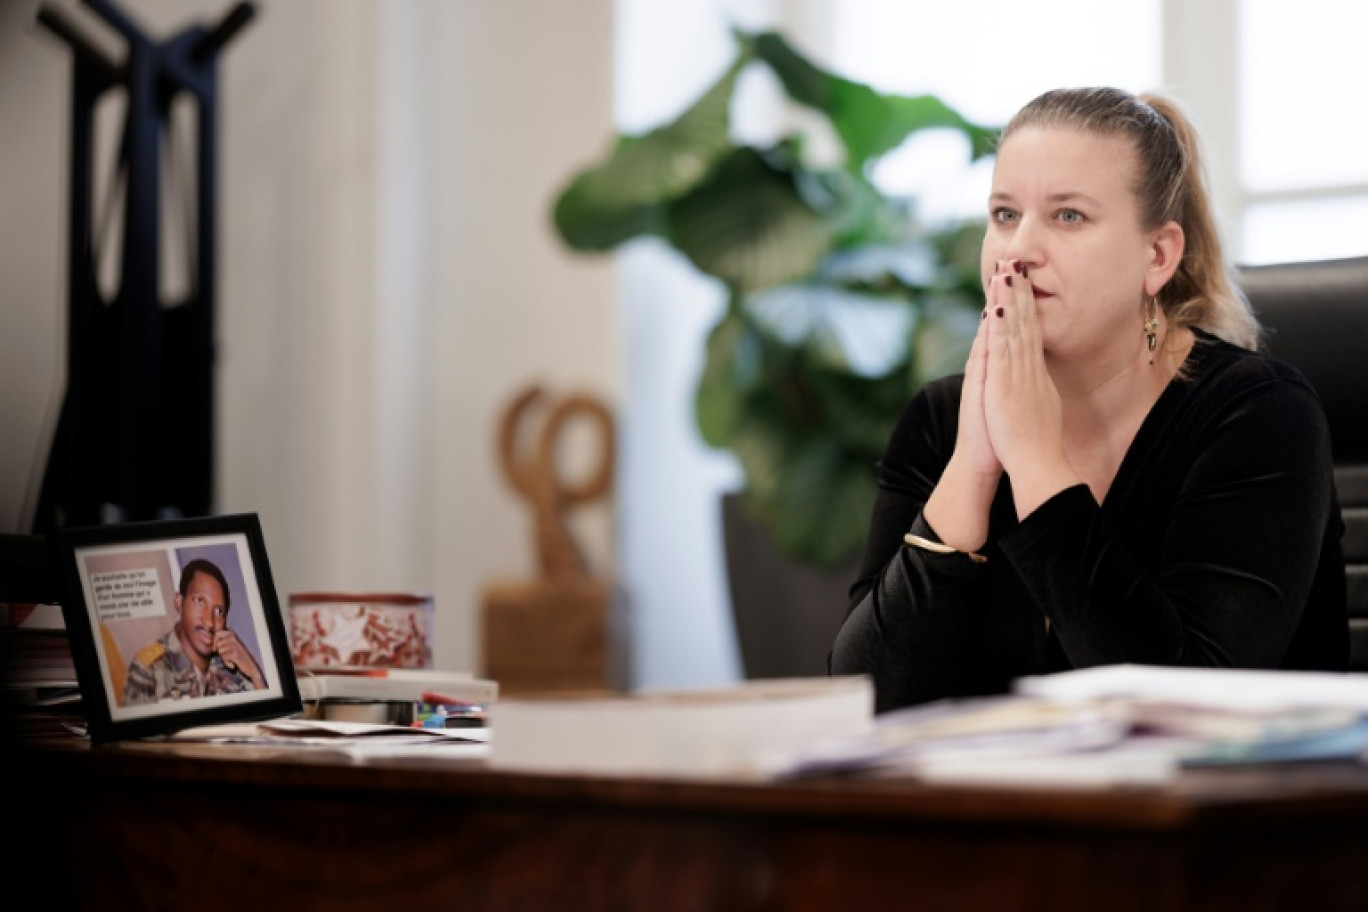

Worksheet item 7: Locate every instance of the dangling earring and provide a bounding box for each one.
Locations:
[1143,296,1159,366]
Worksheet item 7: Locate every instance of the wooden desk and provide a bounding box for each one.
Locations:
[11,737,1368,911]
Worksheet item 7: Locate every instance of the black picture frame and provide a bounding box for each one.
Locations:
[51,513,301,742]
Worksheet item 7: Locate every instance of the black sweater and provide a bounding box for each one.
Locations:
[830,332,1348,713]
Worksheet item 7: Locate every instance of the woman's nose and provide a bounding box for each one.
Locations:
[1004,220,1043,271]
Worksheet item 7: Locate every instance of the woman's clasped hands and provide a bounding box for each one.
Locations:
[962,259,1079,519]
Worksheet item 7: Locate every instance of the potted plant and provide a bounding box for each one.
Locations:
[551,30,998,675]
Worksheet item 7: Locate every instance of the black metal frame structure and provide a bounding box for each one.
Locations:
[32,0,255,533]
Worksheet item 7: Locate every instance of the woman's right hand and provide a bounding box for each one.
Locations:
[920,271,1004,552]
[955,282,1003,481]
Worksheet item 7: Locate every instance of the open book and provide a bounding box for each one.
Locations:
[487,675,874,779]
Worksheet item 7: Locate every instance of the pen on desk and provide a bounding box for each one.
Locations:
[421,690,481,709]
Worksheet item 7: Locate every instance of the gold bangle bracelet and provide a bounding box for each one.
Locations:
[904,533,987,564]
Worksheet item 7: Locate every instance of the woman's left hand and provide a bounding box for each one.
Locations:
[983,263,1079,518]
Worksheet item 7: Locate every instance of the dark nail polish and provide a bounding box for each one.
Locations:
[995,307,1004,318]
[981,310,987,320]
[1003,275,1012,287]
[1012,261,1026,276]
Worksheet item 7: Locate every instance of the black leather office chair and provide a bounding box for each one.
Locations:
[1238,256,1368,671]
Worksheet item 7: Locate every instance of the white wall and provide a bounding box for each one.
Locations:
[0,0,66,534]
[1,0,618,677]
[415,0,621,674]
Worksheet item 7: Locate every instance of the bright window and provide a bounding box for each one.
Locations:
[832,0,1161,225]
[1238,1,1368,192]
[1242,196,1368,264]
[1236,0,1368,263]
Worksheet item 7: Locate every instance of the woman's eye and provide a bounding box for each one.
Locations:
[1057,208,1085,224]
[991,206,1018,224]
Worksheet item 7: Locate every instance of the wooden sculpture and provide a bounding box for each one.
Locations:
[480,385,623,695]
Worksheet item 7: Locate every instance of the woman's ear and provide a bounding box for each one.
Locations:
[1145,220,1184,296]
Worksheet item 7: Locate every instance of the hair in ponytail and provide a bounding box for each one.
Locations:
[1000,87,1261,351]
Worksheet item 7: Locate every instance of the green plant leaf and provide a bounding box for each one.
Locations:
[729,412,790,507]
[807,362,910,456]
[695,307,759,447]
[880,93,1000,162]
[667,148,833,293]
[551,61,743,251]
[798,167,906,248]
[552,179,665,251]
[708,329,914,567]
[749,31,999,172]
[911,297,981,386]
[756,435,878,569]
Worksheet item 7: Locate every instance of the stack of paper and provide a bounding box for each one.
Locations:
[1015,664,1368,712]
[778,693,1177,786]
[776,665,1368,788]
[1017,664,1368,768]
[165,717,490,761]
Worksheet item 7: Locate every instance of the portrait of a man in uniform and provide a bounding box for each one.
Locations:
[122,558,267,705]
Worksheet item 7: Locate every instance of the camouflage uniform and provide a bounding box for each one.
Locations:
[122,628,256,705]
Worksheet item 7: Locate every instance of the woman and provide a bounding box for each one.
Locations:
[829,87,1347,713]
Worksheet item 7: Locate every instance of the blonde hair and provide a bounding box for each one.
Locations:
[1000,87,1261,350]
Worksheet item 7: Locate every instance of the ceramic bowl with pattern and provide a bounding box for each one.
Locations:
[288,592,434,671]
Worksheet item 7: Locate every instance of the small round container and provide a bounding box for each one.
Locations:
[288,592,434,671]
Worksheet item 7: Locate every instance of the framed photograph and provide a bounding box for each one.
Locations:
[51,513,301,742]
